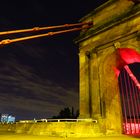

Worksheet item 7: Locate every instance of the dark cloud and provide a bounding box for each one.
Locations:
[0,55,78,120]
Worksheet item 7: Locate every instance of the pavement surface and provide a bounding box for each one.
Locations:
[0,133,139,140]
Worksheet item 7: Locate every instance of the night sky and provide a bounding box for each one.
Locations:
[0,0,107,120]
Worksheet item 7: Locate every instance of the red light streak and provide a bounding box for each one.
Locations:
[124,65,140,89]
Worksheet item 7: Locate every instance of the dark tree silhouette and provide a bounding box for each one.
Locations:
[52,107,79,119]
[59,107,71,118]
[128,0,140,4]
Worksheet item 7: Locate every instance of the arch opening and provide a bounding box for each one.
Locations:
[118,63,140,135]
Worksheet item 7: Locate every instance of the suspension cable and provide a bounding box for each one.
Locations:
[0,22,93,36]
[0,21,93,47]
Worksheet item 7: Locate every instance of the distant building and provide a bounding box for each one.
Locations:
[1,114,8,123]
[1,114,15,123]
[7,115,15,123]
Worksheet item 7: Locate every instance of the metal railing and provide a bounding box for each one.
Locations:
[18,118,97,123]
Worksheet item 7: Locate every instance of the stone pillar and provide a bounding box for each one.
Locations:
[79,51,90,118]
[90,52,101,119]
[79,49,102,119]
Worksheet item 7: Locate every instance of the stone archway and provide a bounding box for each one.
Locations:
[77,0,140,136]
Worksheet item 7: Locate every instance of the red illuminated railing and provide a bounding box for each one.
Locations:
[123,122,140,135]
[119,65,140,135]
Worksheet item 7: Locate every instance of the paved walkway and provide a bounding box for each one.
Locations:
[0,133,139,140]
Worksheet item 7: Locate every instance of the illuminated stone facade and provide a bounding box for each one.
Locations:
[76,0,140,135]
[1,0,140,137]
